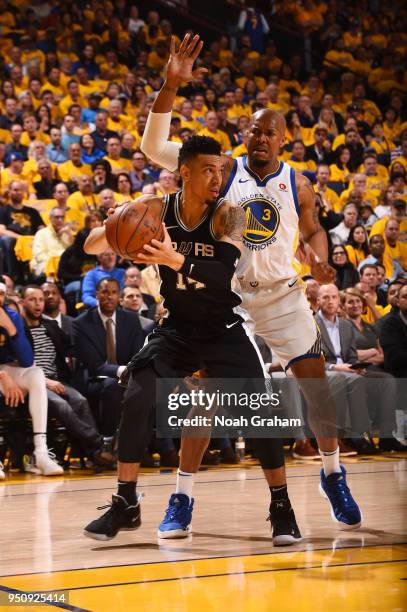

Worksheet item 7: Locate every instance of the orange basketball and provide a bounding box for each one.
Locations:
[105,201,164,260]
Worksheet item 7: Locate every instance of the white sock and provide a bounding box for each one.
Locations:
[319,447,341,476]
[33,433,47,453]
[175,469,195,501]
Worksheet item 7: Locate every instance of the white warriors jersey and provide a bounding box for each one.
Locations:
[223,156,301,284]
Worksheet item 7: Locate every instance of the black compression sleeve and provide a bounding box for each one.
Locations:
[178,241,241,289]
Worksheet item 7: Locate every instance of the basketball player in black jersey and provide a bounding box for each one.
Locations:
[82,136,300,543]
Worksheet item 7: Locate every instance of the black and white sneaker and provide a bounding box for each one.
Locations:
[268,499,302,546]
[84,494,141,541]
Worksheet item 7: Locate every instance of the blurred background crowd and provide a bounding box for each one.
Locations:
[0,0,406,477]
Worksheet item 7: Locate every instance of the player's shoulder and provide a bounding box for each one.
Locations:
[212,199,245,239]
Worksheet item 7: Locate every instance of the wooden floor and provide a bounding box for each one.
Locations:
[0,455,406,611]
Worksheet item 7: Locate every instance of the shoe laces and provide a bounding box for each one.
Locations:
[164,499,186,522]
[328,477,351,504]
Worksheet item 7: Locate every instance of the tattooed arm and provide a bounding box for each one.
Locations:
[213,201,245,252]
[296,173,336,284]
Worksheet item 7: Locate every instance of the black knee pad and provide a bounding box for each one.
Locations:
[251,437,285,470]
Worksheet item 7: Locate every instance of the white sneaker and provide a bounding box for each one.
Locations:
[0,462,5,480]
[33,450,64,476]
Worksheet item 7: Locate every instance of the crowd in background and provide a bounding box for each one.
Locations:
[0,0,406,476]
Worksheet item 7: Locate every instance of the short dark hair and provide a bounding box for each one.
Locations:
[359,263,378,276]
[178,135,221,168]
[96,277,120,291]
[21,284,44,298]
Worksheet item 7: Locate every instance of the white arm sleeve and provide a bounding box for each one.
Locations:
[141,111,181,173]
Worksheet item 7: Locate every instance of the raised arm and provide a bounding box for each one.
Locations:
[297,173,336,284]
[141,34,207,171]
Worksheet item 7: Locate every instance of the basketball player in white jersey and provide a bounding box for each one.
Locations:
[141,34,362,537]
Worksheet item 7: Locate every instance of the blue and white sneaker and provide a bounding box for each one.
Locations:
[157,493,194,538]
[319,465,362,530]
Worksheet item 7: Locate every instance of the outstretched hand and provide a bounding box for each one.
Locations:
[135,223,185,270]
[166,33,208,87]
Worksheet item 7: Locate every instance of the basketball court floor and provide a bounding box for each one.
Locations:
[0,455,406,611]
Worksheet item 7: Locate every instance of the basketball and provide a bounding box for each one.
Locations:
[105,200,164,259]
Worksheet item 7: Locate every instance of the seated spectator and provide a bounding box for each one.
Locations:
[357,263,391,324]
[288,140,317,174]
[359,234,405,283]
[41,282,73,336]
[92,159,114,193]
[329,203,357,245]
[124,265,156,319]
[73,277,145,436]
[120,286,155,333]
[382,218,407,272]
[80,134,104,165]
[380,284,407,378]
[340,173,378,210]
[22,286,115,467]
[32,158,59,199]
[45,127,68,164]
[5,123,29,162]
[129,150,154,193]
[345,224,369,268]
[375,185,398,219]
[198,111,231,153]
[329,145,352,184]
[57,143,92,184]
[329,244,359,290]
[316,284,396,453]
[369,199,407,241]
[0,283,62,475]
[82,249,125,308]
[66,174,98,214]
[0,180,44,279]
[103,136,132,174]
[380,284,407,447]
[31,207,73,277]
[90,112,119,154]
[375,279,407,333]
[58,229,97,310]
[314,164,340,212]
[114,172,136,201]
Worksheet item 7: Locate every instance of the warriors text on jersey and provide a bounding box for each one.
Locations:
[159,191,241,329]
[222,157,301,284]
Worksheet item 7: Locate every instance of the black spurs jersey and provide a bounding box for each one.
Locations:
[159,191,241,331]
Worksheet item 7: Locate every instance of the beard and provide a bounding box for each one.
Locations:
[250,157,269,168]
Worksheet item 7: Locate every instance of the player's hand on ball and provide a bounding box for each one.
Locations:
[137,223,185,270]
[166,33,208,88]
[310,261,336,284]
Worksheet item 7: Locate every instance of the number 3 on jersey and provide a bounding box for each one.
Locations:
[176,273,206,290]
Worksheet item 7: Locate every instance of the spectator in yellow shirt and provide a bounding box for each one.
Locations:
[198,111,231,153]
[0,153,33,193]
[288,140,317,173]
[383,218,407,271]
[147,40,169,72]
[345,224,370,267]
[180,100,202,132]
[106,99,132,133]
[235,60,266,91]
[314,164,341,212]
[59,80,85,117]
[340,173,378,208]
[21,114,51,147]
[58,143,92,184]
[31,206,73,276]
[41,67,65,100]
[67,174,98,214]
[370,200,407,244]
[103,136,132,173]
[369,121,396,156]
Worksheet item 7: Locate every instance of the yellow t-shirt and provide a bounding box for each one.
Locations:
[232,144,248,158]
[197,128,231,152]
[20,131,51,147]
[328,164,351,183]
[288,159,317,173]
[66,191,99,214]
[345,245,367,268]
[384,241,407,271]
[102,156,132,173]
[57,161,92,183]
[226,103,251,121]
[369,217,407,245]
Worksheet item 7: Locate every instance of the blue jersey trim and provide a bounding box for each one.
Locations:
[242,156,283,186]
[290,167,300,216]
[220,158,237,197]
